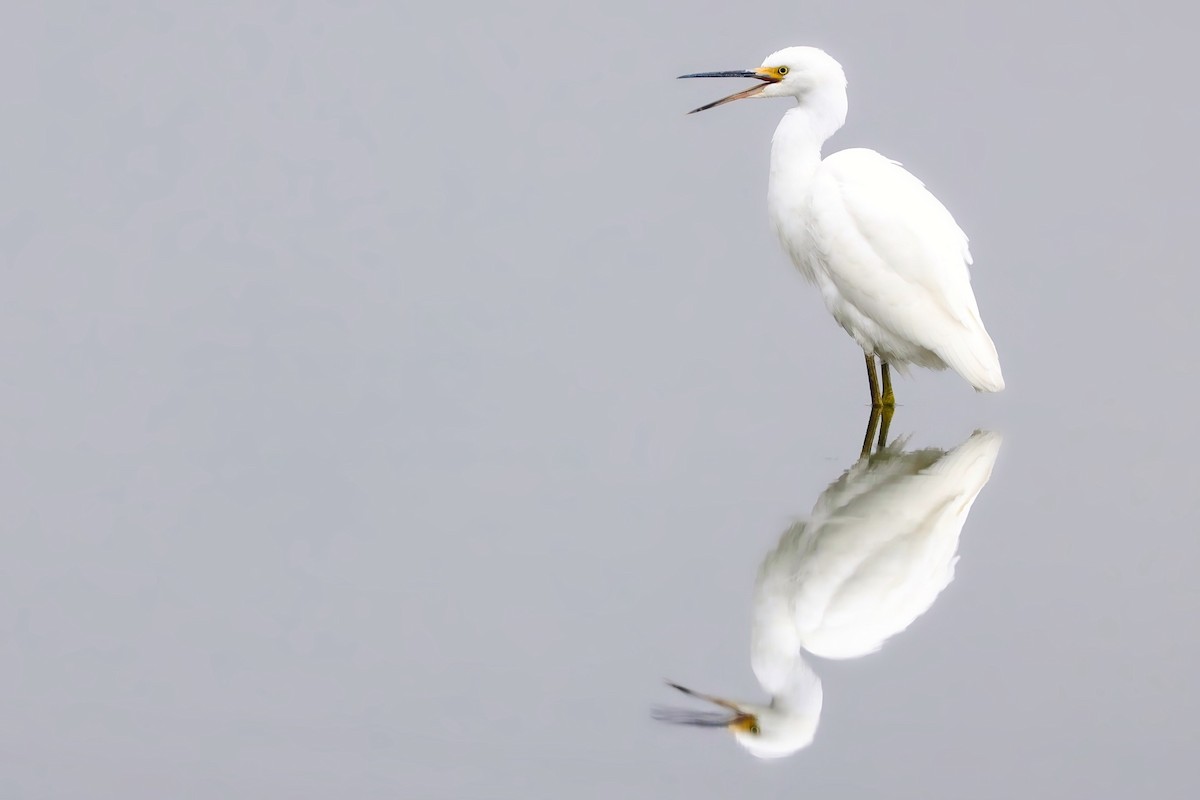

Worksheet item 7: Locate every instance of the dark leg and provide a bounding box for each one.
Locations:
[881,362,895,408]
[860,407,881,460]
[865,353,882,408]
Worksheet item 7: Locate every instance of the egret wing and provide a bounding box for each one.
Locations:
[808,149,1003,389]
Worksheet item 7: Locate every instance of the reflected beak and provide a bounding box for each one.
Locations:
[651,681,757,729]
[677,68,781,114]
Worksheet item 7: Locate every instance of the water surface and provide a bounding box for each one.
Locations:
[3,2,1198,798]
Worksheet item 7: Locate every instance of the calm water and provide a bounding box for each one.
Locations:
[4,3,1199,798]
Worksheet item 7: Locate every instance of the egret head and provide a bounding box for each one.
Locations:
[678,46,848,116]
[652,681,818,759]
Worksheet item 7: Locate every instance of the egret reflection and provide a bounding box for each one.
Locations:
[655,422,1003,758]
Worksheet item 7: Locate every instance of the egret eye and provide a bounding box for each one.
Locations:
[777,66,789,76]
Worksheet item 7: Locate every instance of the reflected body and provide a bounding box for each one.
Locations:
[656,426,1003,758]
[680,47,1004,405]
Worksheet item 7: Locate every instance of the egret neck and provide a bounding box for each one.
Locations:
[767,86,848,226]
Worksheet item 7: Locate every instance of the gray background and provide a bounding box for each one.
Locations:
[3,1,1198,797]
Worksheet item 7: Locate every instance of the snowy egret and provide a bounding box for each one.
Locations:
[679,47,1004,406]
[655,427,1003,758]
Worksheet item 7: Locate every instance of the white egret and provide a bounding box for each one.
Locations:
[679,47,1004,406]
[655,428,1003,758]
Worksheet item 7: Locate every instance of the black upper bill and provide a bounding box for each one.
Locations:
[677,70,772,80]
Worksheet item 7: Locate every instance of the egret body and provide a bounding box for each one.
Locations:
[680,48,1004,405]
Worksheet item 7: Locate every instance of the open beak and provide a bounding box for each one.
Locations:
[677,68,781,114]
[651,681,757,729]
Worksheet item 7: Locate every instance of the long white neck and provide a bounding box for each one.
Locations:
[767,88,848,218]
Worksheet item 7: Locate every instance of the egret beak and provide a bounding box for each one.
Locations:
[677,68,782,114]
[651,681,757,729]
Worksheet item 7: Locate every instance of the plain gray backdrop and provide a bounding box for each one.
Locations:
[3,1,1198,797]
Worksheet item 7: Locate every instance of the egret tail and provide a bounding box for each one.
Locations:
[936,322,1005,393]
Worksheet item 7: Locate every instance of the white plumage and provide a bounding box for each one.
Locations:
[655,429,1003,758]
[682,47,1004,401]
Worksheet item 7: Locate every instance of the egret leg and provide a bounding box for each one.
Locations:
[865,353,882,408]
[880,362,895,408]
[860,407,881,460]
[877,403,893,450]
